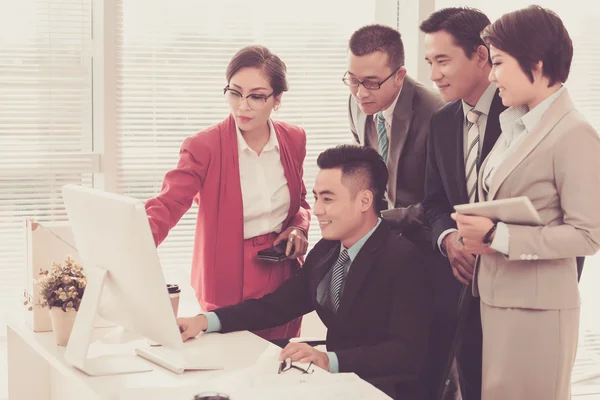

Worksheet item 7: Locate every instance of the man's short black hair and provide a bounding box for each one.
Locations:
[349,24,405,70]
[420,7,491,62]
[317,145,388,213]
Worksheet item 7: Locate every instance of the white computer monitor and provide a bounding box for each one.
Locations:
[61,184,184,376]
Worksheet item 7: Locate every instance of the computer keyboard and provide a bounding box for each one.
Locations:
[135,345,225,374]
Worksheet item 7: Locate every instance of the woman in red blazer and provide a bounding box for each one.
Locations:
[145,46,311,340]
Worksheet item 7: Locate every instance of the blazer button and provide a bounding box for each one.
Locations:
[526,254,533,260]
[520,254,527,260]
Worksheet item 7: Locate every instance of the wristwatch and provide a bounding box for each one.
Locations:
[482,222,498,245]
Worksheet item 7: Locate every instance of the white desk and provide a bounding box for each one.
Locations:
[6,315,391,400]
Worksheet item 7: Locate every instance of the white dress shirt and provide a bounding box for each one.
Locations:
[437,83,497,254]
[483,86,566,254]
[373,86,403,140]
[236,120,290,239]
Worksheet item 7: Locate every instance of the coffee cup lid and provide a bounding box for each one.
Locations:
[167,284,181,294]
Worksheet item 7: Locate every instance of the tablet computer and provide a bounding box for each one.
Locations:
[454,196,543,226]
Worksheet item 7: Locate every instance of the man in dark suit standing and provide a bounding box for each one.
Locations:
[421,8,586,400]
[178,145,434,400]
[344,25,458,399]
[420,8,503,400]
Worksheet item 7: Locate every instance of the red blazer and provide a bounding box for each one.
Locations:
[145,115,311,310]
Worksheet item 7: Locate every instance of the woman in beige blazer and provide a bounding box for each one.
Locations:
[452,6,600,400]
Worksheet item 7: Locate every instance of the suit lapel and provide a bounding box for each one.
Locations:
[487,90,574,200]
[222,115,245,223]
[336,223,388,319]
[480,91,505,163]
[447,102,469,204]
[386,77,415,203]
[309,244,339,304]
[356,103,369,146]
[272,120,300,223]
[477,143,494,202]
[389,76,415,161]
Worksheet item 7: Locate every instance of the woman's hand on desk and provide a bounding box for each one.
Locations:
[273,227,308,259]
[451,213,498,256]
[279,342,329,371]
[177,315,208,341]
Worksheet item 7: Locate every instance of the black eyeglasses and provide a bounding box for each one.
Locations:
[342,67,401,90]
[277,359,314,375]
[223,86,275,110]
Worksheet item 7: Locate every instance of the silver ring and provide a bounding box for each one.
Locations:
[288,237,295,242]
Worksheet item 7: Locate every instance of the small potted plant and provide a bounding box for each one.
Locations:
[36,256,86,346]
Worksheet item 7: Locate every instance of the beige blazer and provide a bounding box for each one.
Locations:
[473,89,600,310]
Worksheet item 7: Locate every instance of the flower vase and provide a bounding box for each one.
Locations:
[49,307,77,346]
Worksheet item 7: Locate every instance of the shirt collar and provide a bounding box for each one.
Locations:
[499,85,565,139]
[342,218,382,263]
[236,119,279,154]
[521,85,565,133]
[373,86,403,125]
[461,82,497,123]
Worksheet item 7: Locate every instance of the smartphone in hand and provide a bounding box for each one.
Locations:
[256,241,293,262]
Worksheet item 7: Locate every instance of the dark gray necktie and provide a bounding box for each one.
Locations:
[329,249,350,312]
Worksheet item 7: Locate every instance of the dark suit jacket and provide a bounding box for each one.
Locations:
[349,76,444,230]
[424,92,585,281]
[213,222,434,399]
[423,91,505,249]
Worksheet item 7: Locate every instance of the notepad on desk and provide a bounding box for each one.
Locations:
[454,196,543,226]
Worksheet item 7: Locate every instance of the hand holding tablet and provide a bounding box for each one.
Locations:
[454,196,542,226]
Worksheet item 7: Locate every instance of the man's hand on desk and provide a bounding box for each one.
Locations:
[177,315,208,341]
[279,342,330,371]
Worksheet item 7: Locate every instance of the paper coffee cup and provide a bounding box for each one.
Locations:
[167,284,181,317]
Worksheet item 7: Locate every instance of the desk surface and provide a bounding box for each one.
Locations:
[7,315,391,400]
[7,315,282,398]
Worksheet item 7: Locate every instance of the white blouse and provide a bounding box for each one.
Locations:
[236,120,290,239]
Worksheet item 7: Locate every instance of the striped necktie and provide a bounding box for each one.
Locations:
[330,249,350,312]
[376,111,388,163]
[465,109,481,203]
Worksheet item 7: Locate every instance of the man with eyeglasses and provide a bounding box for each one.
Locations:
[345,24,443,231]
[345,25,463,399]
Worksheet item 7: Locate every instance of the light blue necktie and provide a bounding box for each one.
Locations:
[329,249,350,312]
[376,111,388,163]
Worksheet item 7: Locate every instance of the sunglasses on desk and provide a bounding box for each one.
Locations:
[277,358,314,375]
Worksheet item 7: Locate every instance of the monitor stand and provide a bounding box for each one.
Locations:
[64,265,152,376]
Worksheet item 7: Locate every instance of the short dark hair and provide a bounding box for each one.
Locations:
[420,7,491,62]
[349,25,405,69]
[317,145,388,213]
[226,45,288,95]
[481,5,573,85]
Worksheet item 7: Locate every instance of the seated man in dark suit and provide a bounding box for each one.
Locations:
[177,145,434,400]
